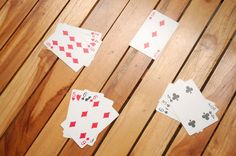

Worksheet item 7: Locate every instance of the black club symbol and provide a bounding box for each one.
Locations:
[188,120,196,128]
[172,93,179,101]
[202,112,210,120]
[186,86,193,94]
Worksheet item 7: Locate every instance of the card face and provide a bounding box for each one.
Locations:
[61,89,119,148]
[44,23,102,72]
[130,10,178,59]
[166,80,218,135]
[156,79,219,135]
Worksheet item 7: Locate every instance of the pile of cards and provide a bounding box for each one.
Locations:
[156,80,219,135]
[61,89,119,148]
[130,10,178,59]
[44,23,102,72]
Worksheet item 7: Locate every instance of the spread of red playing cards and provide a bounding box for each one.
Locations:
[130,10,178,59]
[44,23,102,72]
[61,89,119,148]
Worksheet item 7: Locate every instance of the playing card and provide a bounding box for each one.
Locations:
[166,80,218,135]
[130,10,178,59]
[61,89,118,148]
[67,96,118,148]
[55,23,102,66]
[44,23,102,72]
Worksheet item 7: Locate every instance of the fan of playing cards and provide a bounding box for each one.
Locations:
[156,79,219,135]
[61,89,119,148]
[44,23,102,72]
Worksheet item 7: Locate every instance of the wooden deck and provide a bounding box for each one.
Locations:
[0,0,235,155]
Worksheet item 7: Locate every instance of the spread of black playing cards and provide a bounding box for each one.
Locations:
[156,79,219,135]
[61,89,119,148]
[44,23,102,72]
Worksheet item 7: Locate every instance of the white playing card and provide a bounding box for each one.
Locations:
[67,97,118,148]
[166,80,218,135]
[130,10,178,59]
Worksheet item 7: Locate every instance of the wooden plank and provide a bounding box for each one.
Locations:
[0,0,7,10]
[0,0,129,155]
[25,0,161,155]
[0,0,39,49]
[0,0,98,138]
[166,36,236,155]
[0,0,69,93]
[203,96,236,156]
[95,0,222,155]
[59,0,190,155]
[131,0,236,155]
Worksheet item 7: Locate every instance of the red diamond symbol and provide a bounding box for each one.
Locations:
[103,112,110,118]
[66,52,71,57]
[90,42,96,46]
[160,20,165,26]
[76,94,81,101]
[91,122,98,128]
[76,42,82,47]
[59,46,65,51]
[69,121,76,127]
[52,40,58,45]
[152,31,157,37]
[73,58,78,63]
[93,101,99,107]
[144,42,149,49]
[68,44,73,49]
[86,138,90,141]
[80,133,86,139]
[83,48,89,53]
[63,31,68,36]
[69,36,75,41]
[81,111,88,117]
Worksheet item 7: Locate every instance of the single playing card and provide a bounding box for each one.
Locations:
[130,10,178,59]
[67,96,118,148]
[166,80,218,135]
[44,33,85,72]
[55,23,102,66]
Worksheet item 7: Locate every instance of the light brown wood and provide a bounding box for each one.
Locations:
[1,0,236,155]
[0,0,69,93]
[132,0,236,155]
[0,0,98,138]
[25,0,162,155]
[60,0,190,155]
[166,35,236,156]
[0,0,129,155]
[95,0,222,155]
[203,97,236,156]
[0,0,38,49]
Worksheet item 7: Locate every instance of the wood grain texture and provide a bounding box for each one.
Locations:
[0,0,7,9]
[132,0,236,155]
[203,96,236,156]
[59,0,190,155]
[0,0,39,49]
[0,0,129,155]
[25,0,161,155]
[95,0,221,155]
[166,35,236,156]
[0,0,69,93]
[0,0,98,138]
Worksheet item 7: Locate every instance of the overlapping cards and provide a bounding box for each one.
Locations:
[61,89,119,148]
[156,79,219,135]
[130,10,178,59]
[44,23,102,72]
